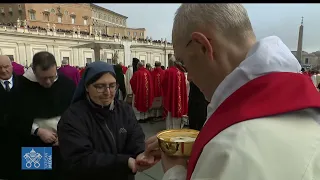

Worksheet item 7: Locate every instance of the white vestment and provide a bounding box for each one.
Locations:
[311,74,317,87]
[125,67,133,96]
[132,95,152,121]
[163,36,320,180]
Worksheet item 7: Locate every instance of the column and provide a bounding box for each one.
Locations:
[72,48,79,66]
[78,48,83,66]
[93,45,101,62]
[17,43,27,66]
[47,45,54,55]
[25,44,32,66]
[123,41,132,66]
[53,46,60,63]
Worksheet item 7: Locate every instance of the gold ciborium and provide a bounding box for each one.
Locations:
[157,129,199,157]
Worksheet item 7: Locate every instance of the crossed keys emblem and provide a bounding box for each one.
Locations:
[23,149,42,168]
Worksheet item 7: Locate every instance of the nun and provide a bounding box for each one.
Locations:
[57,61,147,180]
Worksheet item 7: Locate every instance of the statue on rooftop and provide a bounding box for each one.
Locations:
[112,50,119,64]
[23,19,27,27]
[77,26,80,34]
[17,18,21,27]
[46,23,50,30]
[52,24,56,32]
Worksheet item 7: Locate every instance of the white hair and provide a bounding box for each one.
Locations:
[172,4,255,43]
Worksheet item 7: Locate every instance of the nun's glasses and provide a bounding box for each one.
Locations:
[93,83,117,93]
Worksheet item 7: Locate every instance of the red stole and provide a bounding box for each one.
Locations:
[162,67,188,118]
[130,67,154,112]
[151,67,165,97]
[186,72,320,180]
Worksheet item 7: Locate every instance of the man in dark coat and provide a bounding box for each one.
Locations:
[0,55,22,179]
[8,51,76,180]
[188,82,209,130]
[113,63,126,99]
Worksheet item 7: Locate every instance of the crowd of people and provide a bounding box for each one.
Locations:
[0,47,207,180]
[0,22,171,44]
[1,3,320,180]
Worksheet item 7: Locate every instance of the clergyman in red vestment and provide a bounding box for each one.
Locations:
[140,4,320,180]
[162,57,188,129]
[130,62,154,122]
[150,61,165,118]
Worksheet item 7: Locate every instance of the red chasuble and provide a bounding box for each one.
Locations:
[122,65,128,74]
[162,67,188,118]
[130,67,154,112]
[151,67,165,97]
[186,72,320,180]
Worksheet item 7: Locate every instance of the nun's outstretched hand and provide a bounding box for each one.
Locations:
[135,152,160,172]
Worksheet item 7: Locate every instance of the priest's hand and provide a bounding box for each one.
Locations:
[37,128,57,144]
[135,152,160,172]
[161,151,188,173]
[145,135,161,159]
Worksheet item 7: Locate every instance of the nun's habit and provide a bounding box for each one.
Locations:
[57,61,145,180]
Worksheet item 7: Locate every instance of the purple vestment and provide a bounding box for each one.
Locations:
[12,61,25,76]
[58,65,80,86]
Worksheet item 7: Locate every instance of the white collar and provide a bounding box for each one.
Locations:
[0,75,13,84]
[206,36,301,122]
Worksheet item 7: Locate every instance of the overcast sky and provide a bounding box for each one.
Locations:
[98,3,320,53]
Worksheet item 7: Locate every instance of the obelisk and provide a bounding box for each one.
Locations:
[296,17,304,64]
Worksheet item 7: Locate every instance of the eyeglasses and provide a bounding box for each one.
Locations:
[93,83,117,93]
[185,37,211,48]
[179,37,212,71]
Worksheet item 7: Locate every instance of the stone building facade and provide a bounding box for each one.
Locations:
[0,3,92,32]
[0,3,146,38]
[0,24,173,67]
[291,50,320,69]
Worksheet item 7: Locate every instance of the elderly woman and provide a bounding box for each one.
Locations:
[57,61,147,180]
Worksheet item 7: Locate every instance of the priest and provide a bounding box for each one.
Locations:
[114,63,126,100]
[162,56,188,129]
[124,65,133,103]
[143,4,320,180]
[0,55,22,179]
[130,62,154,122]
[150,61,165,118]
[58,59,80,85]
[8,51,76,180]
[9,56,25,76]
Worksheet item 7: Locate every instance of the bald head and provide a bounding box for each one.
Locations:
[168,56,176,67]
[0,55,11,64]
[0,55,13,80]
[171,4,257,102]
[155,61,161,67]
[172,4,255,45]
[137,62,144,68]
